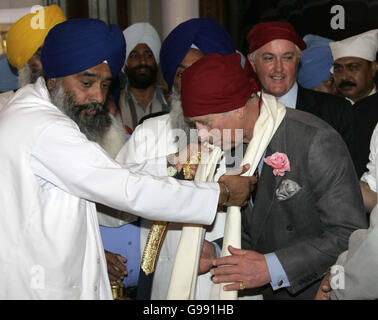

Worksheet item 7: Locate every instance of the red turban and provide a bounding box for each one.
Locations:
[181,53,260,117]
[247,22,306,53]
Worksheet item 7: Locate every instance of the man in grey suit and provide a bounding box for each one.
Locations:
[181,53,368,299]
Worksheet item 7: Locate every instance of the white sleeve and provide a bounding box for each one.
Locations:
[360,123,378,192]
[331,204,378,299]
[30,120,219,225]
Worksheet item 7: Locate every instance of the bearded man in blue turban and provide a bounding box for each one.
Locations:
[0,18,254,300]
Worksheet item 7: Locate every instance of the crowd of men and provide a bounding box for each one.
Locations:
[0,4,377,300]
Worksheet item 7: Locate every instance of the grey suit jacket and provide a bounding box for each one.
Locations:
[241,108,368,299]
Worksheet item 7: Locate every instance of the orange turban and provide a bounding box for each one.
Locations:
[6,5,66,68]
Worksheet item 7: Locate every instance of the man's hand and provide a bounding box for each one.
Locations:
[218,164,257,206]
[199,240,217,275]
[314,271,332,300]
[211,245,270,290]
[104,250,128,284]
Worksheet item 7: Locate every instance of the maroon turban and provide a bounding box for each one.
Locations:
[247,22,306,53]
[181,53,260,117]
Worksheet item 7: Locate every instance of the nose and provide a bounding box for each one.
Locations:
[138,54,147,66]
[89,85,106,105]
[195,123,209,142]
[274,58,283,73]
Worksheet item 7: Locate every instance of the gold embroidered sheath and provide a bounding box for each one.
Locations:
[140,221,168,275]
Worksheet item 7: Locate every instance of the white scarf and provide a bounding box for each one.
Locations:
[167,146,223,299]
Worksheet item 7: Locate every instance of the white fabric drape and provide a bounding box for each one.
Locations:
[210,93,286,299]
[167,146,223,299]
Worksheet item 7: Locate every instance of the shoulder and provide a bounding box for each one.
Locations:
[285,108,334,132]
[354,93,378,113]
[282,108,346,152]
[355,92,378,106]
[135,113,171,133]
[298,86,352,109]
[3,84,72,127]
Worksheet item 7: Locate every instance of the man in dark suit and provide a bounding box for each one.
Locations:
[245,22,355,155]
[182,53,368,299]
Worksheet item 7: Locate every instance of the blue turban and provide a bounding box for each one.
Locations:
[0,54,18,92]
[298,34,334,89]
[160,18,235,89]
[41,19,126,78]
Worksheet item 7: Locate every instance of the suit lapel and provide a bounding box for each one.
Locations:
[250,116,288,248]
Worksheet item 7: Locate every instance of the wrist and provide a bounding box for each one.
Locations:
[218,181,230,206]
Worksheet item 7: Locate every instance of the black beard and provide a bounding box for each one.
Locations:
[125,64,158,89]
[49,84,111,143]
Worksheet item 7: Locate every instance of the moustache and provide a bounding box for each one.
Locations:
[338,80,356,89]
[132,65,154,73]
[74,102,105,116]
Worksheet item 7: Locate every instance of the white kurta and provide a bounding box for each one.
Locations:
[360,123,378,192]
[117,113,228,300]
[0,78,219,300]
[0,90,14,111]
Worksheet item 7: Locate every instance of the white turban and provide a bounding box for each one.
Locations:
[330,29,378,62]
[123,22,161,65]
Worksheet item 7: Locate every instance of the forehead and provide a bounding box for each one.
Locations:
[334,56,369,66]
[256,39,297,55]
[64,62,112,81]
[188,112,226,124]
[130,43,153,54]
[180,48,204,68]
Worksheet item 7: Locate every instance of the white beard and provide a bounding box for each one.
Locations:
[99,113,127,159]
[169,87,198,150]
[18,63,43,88]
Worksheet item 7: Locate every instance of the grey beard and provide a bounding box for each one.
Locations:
[49,83,111,144]
[18,64,43,87]
[169,87,198,150]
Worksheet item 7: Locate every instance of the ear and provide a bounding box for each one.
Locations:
[247,54,257,72]
[370,61,377,77]
[235,105,245,118]
[46,78,57,90]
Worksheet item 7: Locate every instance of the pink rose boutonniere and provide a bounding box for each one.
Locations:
[264,152,291,176]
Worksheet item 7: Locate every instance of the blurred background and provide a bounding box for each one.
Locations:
[0,0,377,57]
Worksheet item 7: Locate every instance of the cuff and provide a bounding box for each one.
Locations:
[212,241,222,258]
[265,252,290,290]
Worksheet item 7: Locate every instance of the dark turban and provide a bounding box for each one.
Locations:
[246,21,306,54]
[41,18,126,78]
[159,18,235,89]
[181,53,260,117]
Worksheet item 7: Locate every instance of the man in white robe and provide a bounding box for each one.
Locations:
[315,123,378,300]
[0,18,254,300]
